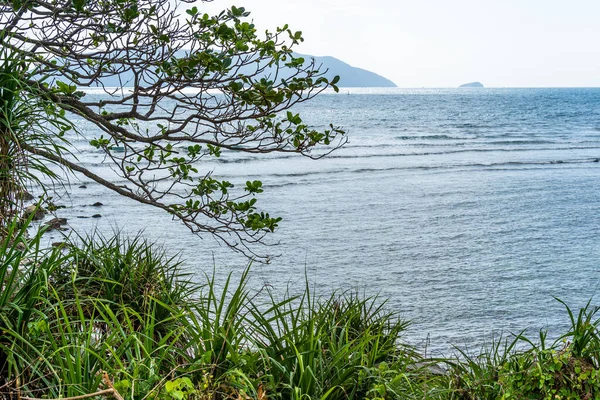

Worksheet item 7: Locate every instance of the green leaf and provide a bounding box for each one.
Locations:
[171,390,184,400]
[165,381,176,393]
[180,377,193,389]
[123,6,139,22]
[186,6,198,16]
[56,80,77,95]
[223,57,232,69]
[231,6,244,17]
[72,0,85,12]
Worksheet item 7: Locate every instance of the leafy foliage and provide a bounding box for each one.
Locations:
[2,220,600,399]
[0,47,73,229]
[0,0,345,258]
[248,286,414,399]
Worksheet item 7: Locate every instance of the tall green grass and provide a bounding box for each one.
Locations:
[248,284,414,399]
[2,218,600,399]
[0,47,74,230]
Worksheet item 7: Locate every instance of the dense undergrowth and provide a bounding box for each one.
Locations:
[1,219,600,399]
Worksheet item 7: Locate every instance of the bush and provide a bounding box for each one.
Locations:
[247,286,414,399]
[3,219,600,399]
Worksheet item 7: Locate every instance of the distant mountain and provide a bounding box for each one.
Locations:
[459,81,484,88]
[85,52,396,88]
[300,54,396,88]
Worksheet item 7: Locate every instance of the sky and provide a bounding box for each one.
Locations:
[195,0,600,88]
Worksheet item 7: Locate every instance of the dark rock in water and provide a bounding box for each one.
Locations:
[44,217,68,231]
[91,202,104,207]
[15,190,34,201]
[593,159,599,163]
[23,205,46,221]
[79,185,87,189]
[459,81,484,88]
[411,362,448,376]
[92,214,102,218]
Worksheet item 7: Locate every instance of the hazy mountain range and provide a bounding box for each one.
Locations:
[301,54,396,87]
[91,53,396,88]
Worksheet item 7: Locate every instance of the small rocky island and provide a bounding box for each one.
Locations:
[459,81,484,88]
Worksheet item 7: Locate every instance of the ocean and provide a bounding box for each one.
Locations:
[51,87,600,354]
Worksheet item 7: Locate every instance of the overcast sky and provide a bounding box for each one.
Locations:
[196,0,600,88]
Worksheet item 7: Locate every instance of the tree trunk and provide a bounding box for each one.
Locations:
[0,127,17,232]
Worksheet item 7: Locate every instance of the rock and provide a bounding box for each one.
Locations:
[15,190,34,201]
[92,214,102,218]
[459,81,484,88]
[426,363,448,376]
[23,205,46,221]
[44,217,68,231]
[91,202,104,207]
[411,361,448,376]
[79,185,87,189]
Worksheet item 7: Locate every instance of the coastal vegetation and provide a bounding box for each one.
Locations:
[1,218,600,399]
[0,0,345,259]
[1,1,599,399]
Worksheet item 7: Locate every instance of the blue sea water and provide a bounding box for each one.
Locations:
[53,88,600,354]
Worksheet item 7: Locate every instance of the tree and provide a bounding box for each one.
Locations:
[0,0,345,258]
[0,48,73,232]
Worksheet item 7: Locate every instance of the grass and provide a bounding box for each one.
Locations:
[0,48,74,231]
[1,219,600,399]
